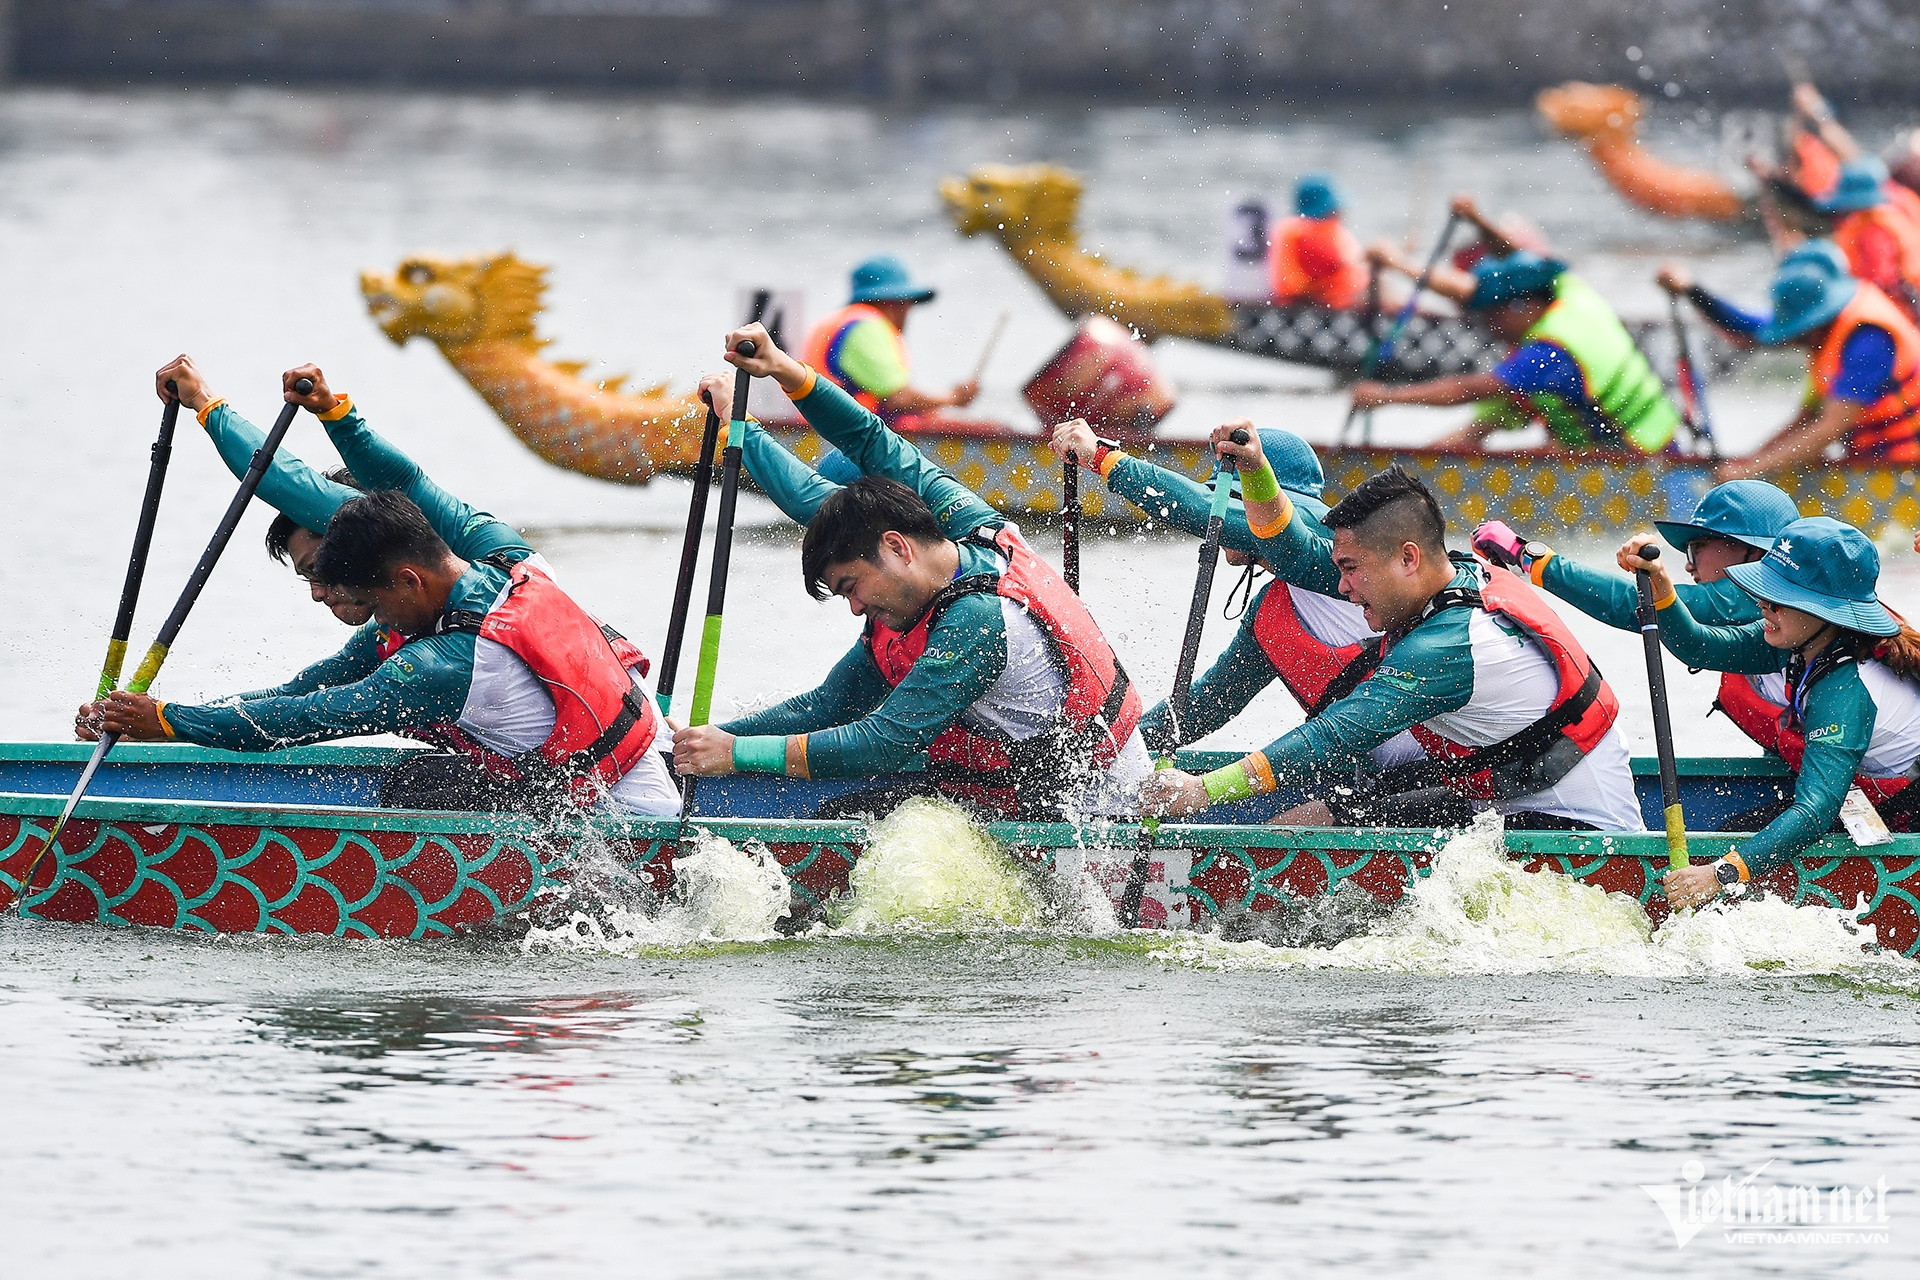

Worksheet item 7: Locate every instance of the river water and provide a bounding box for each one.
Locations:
[1,88,1917,1276]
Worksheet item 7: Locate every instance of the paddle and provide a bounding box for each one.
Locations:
[679,342,755,825]
[654,396,723,715]
[1340,212,1463,445]
[16,378,315,911]
[1633,544,1689,872]
[970,310,1011,386]
[1061,451,1081,593]
[1119,428,1248,928]
[94,382,182,701]
[1668,293,1722,463]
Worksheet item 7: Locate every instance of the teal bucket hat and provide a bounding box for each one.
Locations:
[1294,173,1342,220]
[1755,263,1858,345]
[1464,251,1568,311]
[848,254,936,305]
[1725,516,1900,636]
[1813,157,1892,214]
[1231,427,1326,503]
[1780,237,1850,278]
[1653,479,1802,554]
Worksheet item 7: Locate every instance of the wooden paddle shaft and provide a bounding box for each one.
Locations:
[1634,546,1688,870]
[655,403,722,714]
[96,384,181,699]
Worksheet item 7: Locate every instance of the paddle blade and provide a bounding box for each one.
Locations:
[12,733,116,911]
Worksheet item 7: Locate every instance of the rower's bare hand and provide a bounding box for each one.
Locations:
[697,371,735,425]
[1791,82,1830,122]
[73,701,106,742]
[1663,863,1724,912]
[1713,457,1763,484]
[97,692,168,742]
[1049,420,1100,464]
[949,378,980,409]
[1656,263,1693,295]
[723,322,809,394]
[1617,535,1677,599]
[282,364,340,414]
[670,724,737,777]
[1366,239,1412,274]
[155,354,215,413]
[1351,381,1393,411]
[1210,419,1262,469]
[1139,769,1210,819]
[1449,192,1482,222]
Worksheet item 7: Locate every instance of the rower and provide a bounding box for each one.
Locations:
[1268,173,1369,311]
[1662,251,1920,480]
[1357,196,1679,454]
[1628,517,1920,909]
[670,323,1148,821]
[1047,418,1421,770]
[802,255,978,423]
[83,481,676,817]
[1803,158,1920,320]
[1141,435,1645,833]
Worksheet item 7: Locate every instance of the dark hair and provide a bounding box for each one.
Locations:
[800,476,947,601]
[315,490,453,590]
[267,467,362,565]
[1324,464,1448,557]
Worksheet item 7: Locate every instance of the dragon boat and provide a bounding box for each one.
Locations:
[2,743,1914,955]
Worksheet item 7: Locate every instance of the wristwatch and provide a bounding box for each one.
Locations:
[1714,860,1743,888]
[1524,541,1552,563]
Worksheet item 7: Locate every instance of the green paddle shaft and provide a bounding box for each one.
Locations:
[1633,546,1689,870]
[17,380,313,910]
[96,383,181,699]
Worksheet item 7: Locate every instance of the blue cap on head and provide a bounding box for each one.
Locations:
[1813,157,1892,214]
[1780,238,1850,279]
[1294,173,1342,220]
[1653,479,1801,554]
[1725,516,1899,636]
[1755,263,1858,345]
[1464,251,1568,311]
[1230,427,1325,503]
[848,254,936,305]
[814,448,863,487]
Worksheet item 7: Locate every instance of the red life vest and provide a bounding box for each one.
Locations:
[1268,215,1369,310]
[865,526,1142,818]
[425,557,660,808]
[1316,563,1620,800]
[1713,663,1914,809]
[1247,580,1369,714]
[1811,283,1920,462]
[803,303,907,414]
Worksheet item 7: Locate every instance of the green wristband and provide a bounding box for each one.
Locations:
[1239,460,1281,504]
[731,735,788,775]
[1202,761,1253,805]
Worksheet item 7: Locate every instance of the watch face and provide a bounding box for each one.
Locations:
[1524,541,1551,560]
[1715,862,1741,887]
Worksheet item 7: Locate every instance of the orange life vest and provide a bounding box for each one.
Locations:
[1833,204,1920,307]
[427,557,660,808]
[1812,283,1920,462]
[1247,580,1369,714]
[1268,215,1369,310]
[1713,666,1913,808]
[1316,565,1620,800]
[865,526,1142,818]
[803,303,908,414]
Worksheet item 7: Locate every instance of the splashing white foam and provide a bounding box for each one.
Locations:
[521,829,790,954]
[1148,812,1918,983]
[829,798,1046,933]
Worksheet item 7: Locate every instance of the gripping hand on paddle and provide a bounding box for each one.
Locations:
[1616,536,1675,603]
[154,354,217,413]
[1210,419,1260,470]
[1047,419,1106,469]
[723,323,810,396]
[696,372,740,444]
[668,721,736,777]
[282,364,341,414]
[1656,263,1694,296]
[1663,863,1725,912]
[1139,768,1210,819]
[87,692,169,742]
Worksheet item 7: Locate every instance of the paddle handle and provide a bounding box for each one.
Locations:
[96,386,181,699]
[1634,549,1688,870]
[1062,452,1081,593]
[655,402,724,714]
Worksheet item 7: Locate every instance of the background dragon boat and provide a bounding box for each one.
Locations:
[361,251,1915,537]
[2,743,1914,954]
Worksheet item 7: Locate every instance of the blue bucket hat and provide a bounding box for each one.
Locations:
[848,254,936,305]
[1464,251,1568,311]
[1780,237,1850,279]
[1653,479,1802,554]
[815,448,862,486]
[1813,157,1891,214]
[1294,173,1342,220]
[1725,516,1900,636]
[1230,427,1326,504]
[1755,263,1858,345]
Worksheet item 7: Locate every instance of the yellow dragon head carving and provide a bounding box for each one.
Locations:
[941,164,1085,243]
[360,253,549,350]
[1536,82,1644,142]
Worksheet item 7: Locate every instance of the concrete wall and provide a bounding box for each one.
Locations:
[9,0,1920,101]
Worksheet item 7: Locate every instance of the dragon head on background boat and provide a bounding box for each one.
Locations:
[940,164,1086,243]
[361,252,549,351]
[1536,81,1642,143]
[1535,82,1745,221]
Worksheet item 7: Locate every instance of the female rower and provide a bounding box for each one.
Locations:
[1623,516,1920,909]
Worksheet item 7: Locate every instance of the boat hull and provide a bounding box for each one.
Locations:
[2,745,1914,954]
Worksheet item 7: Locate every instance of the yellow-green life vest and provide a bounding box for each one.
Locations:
[1520,274,1679,453]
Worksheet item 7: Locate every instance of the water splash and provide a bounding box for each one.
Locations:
[521,829,789,954]
[828,798,1047,934]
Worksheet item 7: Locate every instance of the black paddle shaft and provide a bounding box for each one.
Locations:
[1340,211,1463,443]
[110,385,181,654]
[1633,546,1683,816]
[1164,428,1249,743]
[655,402,723,710]
[1062,453,1081,593]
